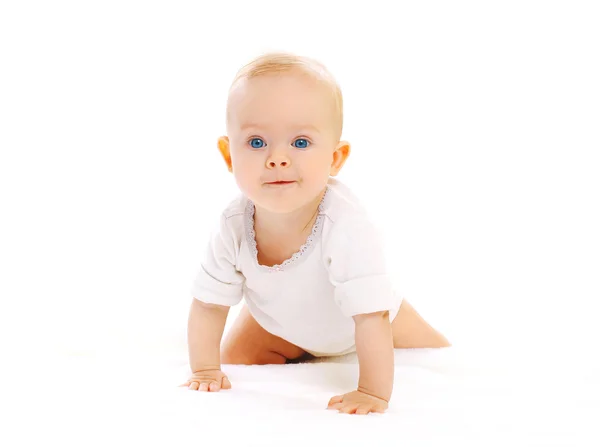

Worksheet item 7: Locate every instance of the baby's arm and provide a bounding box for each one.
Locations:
[354,311,395,402]
[327,311,394,414]
[181,298,231,391]
[325,214,397,413]
[188,298,229,370]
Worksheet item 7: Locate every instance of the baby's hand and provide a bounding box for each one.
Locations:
[179,369,232,392]
[327,390,388,415]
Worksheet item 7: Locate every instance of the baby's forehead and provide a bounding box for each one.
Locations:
[231,73,332,104]
[227,74,337,127]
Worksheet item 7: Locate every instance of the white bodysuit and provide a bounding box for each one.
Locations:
[190,178,403,356]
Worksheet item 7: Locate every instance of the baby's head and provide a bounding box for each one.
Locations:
[218,52,350,214]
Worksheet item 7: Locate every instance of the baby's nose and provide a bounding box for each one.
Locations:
[266,151,290,168]
[268,159,288,168]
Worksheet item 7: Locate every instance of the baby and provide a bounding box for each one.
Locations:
[180,52,450,415]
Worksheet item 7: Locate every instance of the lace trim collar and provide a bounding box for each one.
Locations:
[244,187,330,273]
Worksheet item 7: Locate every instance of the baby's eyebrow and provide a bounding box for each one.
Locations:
[239,123,265,131]
[239,123,321,133]
[294,124,321,133]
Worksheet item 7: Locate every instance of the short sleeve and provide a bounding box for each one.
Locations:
[190,212,245,306]
[324,215,398,317]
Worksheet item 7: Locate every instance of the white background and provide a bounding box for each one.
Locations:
[1,1,598,366]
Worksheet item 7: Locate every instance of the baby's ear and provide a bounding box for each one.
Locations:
[217,136,233,172]
[330,141,351,176]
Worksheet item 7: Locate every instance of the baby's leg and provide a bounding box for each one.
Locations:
[391,299,451,348]
[221,304,308,365]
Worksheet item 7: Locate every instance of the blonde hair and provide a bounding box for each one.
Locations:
[227,52,344,135]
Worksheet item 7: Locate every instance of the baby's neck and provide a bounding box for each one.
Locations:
[253,190,325,239]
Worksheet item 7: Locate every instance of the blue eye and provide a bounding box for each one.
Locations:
[249,138,266,149]
[293,138,310,149]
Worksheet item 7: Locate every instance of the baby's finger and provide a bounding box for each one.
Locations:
[327,395,344,406]
[374,405,387,414]
[188,382,199,391]
[198,382,209,392]
[339,404,359,414]
[326,402,343,411]
[221,376,232,390]
[355,405,371,415]
[208,381,220,392]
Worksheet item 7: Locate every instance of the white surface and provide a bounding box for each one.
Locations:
[1,2,599,446]
[4,347,598,446]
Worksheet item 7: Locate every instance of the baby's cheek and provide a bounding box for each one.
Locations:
[231,152,251,173]
[239,163,260,182]
[233,167,261,197]
[233,168,253,188]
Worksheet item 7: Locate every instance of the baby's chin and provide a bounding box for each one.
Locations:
[244,185,309,213]
[251,193,305,214]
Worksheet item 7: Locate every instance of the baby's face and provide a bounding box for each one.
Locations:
[223,72,343,214]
